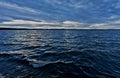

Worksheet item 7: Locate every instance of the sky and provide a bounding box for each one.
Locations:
[0,0,120,29]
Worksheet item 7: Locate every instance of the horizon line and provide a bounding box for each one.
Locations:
[0,28,120,30]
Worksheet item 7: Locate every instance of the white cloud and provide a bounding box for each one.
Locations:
[1,19,119,29]
[113,20,120,24]
[89,23,107,29]
[62,21,83,26]
[108,15,120,19]
[89,19,120,29]
[68,2,86,9]
[0,2,38,13]
[0,20,59,25]
[0,19,84,29]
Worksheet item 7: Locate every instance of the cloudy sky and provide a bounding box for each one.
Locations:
[0,0,120,29]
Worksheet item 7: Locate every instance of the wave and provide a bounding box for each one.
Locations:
[1,30,120,77]
[0,52,116,78]
[0,75,5,78]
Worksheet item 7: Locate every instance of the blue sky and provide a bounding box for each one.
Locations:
[0,0,120,29]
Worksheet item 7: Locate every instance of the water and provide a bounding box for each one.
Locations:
[0,30,120,78]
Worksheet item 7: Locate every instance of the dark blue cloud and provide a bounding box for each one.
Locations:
[0,0,120,29]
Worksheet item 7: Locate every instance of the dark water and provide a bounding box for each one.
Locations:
[0,30,120,78]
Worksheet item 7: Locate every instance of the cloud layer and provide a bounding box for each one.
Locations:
[0,19,84,29]
[0,0,120,29]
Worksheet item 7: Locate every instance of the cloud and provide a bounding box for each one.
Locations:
[115,1,120,9]
[0,19,84,29]
[0,0,120,29]
[0,20,59,25]
[89,19,120,29]
[62,21,83,26]
[0,1,38,13]
[1,19,120,29]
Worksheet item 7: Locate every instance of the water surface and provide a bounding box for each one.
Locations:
[0,30,120,78]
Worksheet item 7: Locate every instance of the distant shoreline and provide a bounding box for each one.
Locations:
[0,28,120,30]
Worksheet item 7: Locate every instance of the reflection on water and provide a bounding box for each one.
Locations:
[0,30,120,78]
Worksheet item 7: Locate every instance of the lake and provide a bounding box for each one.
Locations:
[0,30,120,78]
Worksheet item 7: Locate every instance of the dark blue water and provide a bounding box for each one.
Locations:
[0,30,120,78]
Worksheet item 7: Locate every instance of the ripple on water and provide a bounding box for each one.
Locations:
[0,30,120,78]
